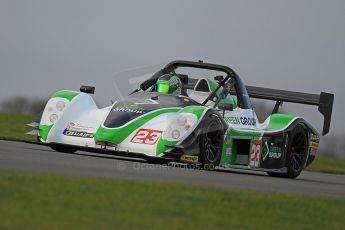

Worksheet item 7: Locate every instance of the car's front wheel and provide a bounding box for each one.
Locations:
[198,115,224,170]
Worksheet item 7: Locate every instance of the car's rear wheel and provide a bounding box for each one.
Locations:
[198,115,224,170]
[267,125,308,178]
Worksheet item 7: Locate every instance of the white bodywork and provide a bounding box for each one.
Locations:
[39,93,200,157]
[41,93,110,148]
[38,78,262,157]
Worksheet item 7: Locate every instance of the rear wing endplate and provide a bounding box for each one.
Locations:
[246,86,334,136]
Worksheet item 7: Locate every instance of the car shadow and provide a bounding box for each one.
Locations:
[23,147,146,164]
[24,144,333,182]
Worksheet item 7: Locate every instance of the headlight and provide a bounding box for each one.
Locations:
[162,113,198,141]
[49,114,58,124]
[171,130,180,139]
[177,115,187,126]
[56,101,66,111]
[40,97,69,126]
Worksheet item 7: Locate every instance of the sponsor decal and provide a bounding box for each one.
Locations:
[130,98,159,105]
[310,142,319,149]
[309,134,320,156]
[224,116,256,126]
[63,122,96,138]
[269,146,282,159]
[240,117,256,126]
[262,142,282,160]
[262,142,269,161]
[113,104,145,114]
[309,134,320,150]
[66,122,95,131]
[63,129,95,138]
[130,129,163,145]
[310,134,320,142]
[224,116,240,125]
[180,155,199,163]
[250,140,262,167]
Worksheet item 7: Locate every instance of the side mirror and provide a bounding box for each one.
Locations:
[80,86,95,94]
[214,75,224,83]
[218,103,233,111]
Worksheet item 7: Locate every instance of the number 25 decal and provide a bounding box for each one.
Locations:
[131,129,163,145]
[250,140,262,168]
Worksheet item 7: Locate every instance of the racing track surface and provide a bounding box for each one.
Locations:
[0,140,344,197]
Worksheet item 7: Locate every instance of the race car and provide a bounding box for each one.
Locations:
[27,60,334,178]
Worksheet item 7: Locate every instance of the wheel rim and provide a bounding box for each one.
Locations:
[203,121,223,163]
[290,132,307,171]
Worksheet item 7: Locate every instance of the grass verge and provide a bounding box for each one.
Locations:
[0,113,36,142]
[306,156,345,174]
[0,170,344,230]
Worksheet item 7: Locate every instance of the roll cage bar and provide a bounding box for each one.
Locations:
[139,60,253,110]
[137,60,333,135]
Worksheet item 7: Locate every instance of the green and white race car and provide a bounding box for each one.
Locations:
[28,60,334,178]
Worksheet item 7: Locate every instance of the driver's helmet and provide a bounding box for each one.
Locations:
[156,73,182,95]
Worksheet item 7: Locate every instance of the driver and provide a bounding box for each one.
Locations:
[156,73,183,95]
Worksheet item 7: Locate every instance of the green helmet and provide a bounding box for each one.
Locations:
[156,74,182,95]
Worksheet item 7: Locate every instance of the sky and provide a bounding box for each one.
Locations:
[0,0,344,140]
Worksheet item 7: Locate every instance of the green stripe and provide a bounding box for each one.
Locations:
[39,124,53,141]
[156,139,178,156]
[52,91,79,101]
[96,108,181,144]
[178,106,206,119]
[264,114,295,131]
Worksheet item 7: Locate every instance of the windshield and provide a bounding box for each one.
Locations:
[112,64,226,98]
[111,61,252,109]
[111,63,165,100]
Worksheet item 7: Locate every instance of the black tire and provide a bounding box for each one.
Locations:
[267,125,308,179]
[198,115,224,170]
[51,145,77,154]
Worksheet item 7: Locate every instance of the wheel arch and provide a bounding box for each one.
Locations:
[172,108,227,155]
[282,118,320,171]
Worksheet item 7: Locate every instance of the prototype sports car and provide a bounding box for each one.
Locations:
[27,60,334,178]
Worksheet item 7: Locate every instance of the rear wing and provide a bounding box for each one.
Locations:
[246,86,334,136]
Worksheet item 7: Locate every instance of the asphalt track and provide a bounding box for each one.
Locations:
[0,140,344,197]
